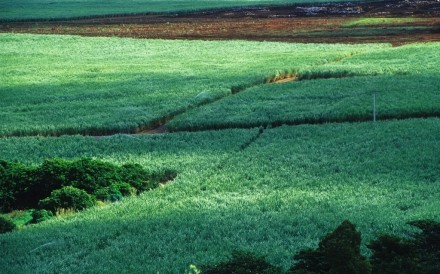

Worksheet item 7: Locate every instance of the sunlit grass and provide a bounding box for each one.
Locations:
[343,17,430,27]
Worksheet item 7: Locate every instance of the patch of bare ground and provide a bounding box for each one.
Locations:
[136,125,168,135]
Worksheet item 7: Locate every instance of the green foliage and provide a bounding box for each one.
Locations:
[202,220,440,274]
[0,160,19,212]
[203,251,283,274]
[0,160,34,211]
[290,220,371,274]
[368,235,416,273]
[0,215,16,234]
[30,209,53,224]
[368,220,440,274]
[94,182,135,202]
[119,163,158,192]
[67,158,120,194]
[0,158,164,213]
[38,186,96,213]
[20,158,70,209]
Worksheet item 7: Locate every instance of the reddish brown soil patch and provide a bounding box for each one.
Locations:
[1,0,439,45]
[136,125,168,135]
[270,74,298,83]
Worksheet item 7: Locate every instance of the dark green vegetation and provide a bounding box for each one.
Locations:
[369,220,440,274]
[0,216,16,234]
[202,251,284,274]
[0,158,172,225]
[290,220,370,274]
[202,220,440,274]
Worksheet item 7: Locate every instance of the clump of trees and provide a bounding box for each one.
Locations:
[201,220,440,274]
[0,158,176,229]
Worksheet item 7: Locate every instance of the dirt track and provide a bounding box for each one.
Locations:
[1,0,439,44]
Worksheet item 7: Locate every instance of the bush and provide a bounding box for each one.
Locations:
[0,158,165,213]
[30,158,70,199]
[39,186,96,213]
[0,160,34,211]
[68,158,120,194]
[94,182,135,202]
[368,220,440,274]
[30,209,53,224]
[290,220,371,274]
[119,163,158,191]
[202,251,283,274]
[0,215,16,234]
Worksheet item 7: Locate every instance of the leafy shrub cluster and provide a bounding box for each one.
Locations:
[203,251,284,274]
[368,220,440,274]
[30,209,53,224]
[202,220,440,274]
[0,158,176,214]
[0,215,16,234]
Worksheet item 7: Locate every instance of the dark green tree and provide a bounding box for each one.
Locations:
[368,220,440,274]
[290,220,371,274]
[0,215,16,234]
[39,186,96,213]
[202,251,283,274]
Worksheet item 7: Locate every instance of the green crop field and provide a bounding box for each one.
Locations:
[168,74,440,131]
[1,119,439,272]
[0,34,387,137]
[0,0,363,21]
[0,24,440,273]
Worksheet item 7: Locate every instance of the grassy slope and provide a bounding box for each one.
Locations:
[0,119,439,272]
[0,0,364,20]
[0,34,386,137]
